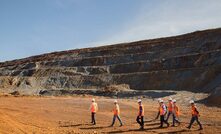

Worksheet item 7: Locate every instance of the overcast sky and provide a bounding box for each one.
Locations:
[0,0,221,62]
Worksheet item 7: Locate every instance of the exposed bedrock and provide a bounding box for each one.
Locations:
[0,28,220,106]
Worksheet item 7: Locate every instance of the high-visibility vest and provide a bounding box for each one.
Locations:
[138,104,144,116]
[160,104,166,115]
[191,106,199,116]
[90,102,98,113]
[113,104,120,115]
[173,105,180,116]
[168,102,173,112]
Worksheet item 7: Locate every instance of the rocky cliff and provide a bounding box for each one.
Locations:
[0,28,220,99]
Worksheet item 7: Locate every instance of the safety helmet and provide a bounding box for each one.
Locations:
[189,100,194,104]
[157,98,162,102]
[137,99,142,103]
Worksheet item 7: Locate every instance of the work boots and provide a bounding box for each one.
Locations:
[199,125,203,130]
[139,126,144,130]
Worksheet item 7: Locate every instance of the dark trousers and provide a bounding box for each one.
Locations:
[160,115,169,127]
[111,115,123,126]
[172,113,180,126]
[136,116,144,128]
[91,112,96,124]
[155,111,160,120]
[188,116,202,129]
[166,111,172,121]
[166,112,180,126]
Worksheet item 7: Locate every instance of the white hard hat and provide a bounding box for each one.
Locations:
[189,100,194,104]
[173,99,176,103]
[114,100,118,103]
[157,98,162,102]
[137,99,142,103]
[160,99,164,103]
[92,98,95,102]
[169,97,173,101]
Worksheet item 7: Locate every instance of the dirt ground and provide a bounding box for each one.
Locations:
[0,92,221,134]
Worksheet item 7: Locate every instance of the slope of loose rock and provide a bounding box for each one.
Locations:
[0,28,220,106]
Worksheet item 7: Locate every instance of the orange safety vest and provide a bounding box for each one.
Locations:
[160,104,166,115]
[173,105,180,116]
[191,105,199,116]
[138,104,144,116]
[90,102,97,113]
[113,104,120,115]
[168,101,173,112]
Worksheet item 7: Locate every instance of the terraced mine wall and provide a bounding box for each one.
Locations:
[0,28,220,98]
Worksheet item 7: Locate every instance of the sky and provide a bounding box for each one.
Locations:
[0,0,221,62]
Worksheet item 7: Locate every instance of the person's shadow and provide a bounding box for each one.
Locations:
[59,122,91,127]
[80,126,110,130]
[107,126,164,133]
[59,123,83,127]
[157,129,192,134]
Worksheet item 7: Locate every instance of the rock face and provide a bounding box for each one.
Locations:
[204,83,221,106]
[0,28,220,98]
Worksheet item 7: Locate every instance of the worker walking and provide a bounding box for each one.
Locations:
[136,99,144,130]
[159,99,169,128]
[110,100,123,127]
[90,98,98,125]
[166,97,173,123]
[187,100,203,130]
[154,98,162,120]
[172,99,180,127]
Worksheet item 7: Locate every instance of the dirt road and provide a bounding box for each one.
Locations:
[0,93,220,134]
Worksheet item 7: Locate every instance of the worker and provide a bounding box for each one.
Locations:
[90,98,98,125]
[154,98,162,120]
[136,99,144,129]
[187,100,203,130]
[166,97,173,123]
[172,99,180,127]
[159,99,169,128]
[110,100,123,127]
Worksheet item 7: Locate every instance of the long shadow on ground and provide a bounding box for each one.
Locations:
[196,97,221,108]
[106,126,167,133]
[106,127,199,134]
[158,129,203,134]
[59,123,91,127]
[80,126,109,130]
[114,91,176,99]
[40,89,177,99]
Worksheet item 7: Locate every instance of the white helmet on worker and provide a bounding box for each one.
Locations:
[157,98,162,102]
[137,99,142,103]
[189,100,194,104]
[160,99,164,103]
[173,99,176,103]
[114,100,118,103]
[92,98,95,102]
[169,97,173,101]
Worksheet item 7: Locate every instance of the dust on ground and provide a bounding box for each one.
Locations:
[0,91,220,134]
